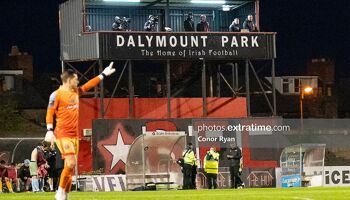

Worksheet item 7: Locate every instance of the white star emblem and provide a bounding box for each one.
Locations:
[103,130,131,170]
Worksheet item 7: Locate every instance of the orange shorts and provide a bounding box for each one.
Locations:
[55,137,79,159]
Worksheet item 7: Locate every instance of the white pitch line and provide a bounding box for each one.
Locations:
[293,197,313,200]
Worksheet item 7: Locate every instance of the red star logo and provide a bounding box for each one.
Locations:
[97,122,135,174]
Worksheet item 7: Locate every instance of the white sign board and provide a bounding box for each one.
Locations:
[276,166,350,187]
[324,166,350,186]
[76,175,126,192]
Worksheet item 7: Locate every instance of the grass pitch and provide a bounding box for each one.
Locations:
[0,187,349,200]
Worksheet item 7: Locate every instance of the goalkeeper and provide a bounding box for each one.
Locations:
[45,62,116,200]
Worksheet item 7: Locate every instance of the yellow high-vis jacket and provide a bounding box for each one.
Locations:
[204,150,219,174]
[183,149,196,166]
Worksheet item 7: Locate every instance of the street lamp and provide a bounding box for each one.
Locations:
[300,86,313,130]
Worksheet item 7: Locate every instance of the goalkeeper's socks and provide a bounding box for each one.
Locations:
[59,166,73,191]
[0,180,3,192]
[64,176,72,193]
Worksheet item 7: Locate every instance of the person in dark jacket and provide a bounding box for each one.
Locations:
[229,18,240,32]
[227,141,243,188]
[243,14,258,32]
[18,159,32,192]
[45,147,57,191]
[184,12,194,32]
[54,143,64,191]
[191,160,198,189]
[196,15,209,32]
[112,16,123,31]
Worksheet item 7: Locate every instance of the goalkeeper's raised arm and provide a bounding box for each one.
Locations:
[79,61,116,93]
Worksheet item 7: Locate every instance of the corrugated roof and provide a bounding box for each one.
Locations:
[86,0,254,9]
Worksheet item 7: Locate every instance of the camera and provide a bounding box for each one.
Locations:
[148,15,159,24]
[112,16,131,31]
[120,17,131,30]
[151,16,159,23]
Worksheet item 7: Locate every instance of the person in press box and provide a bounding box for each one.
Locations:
[184,12,195,32]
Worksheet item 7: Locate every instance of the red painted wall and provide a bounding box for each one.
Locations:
[77,97,247,173]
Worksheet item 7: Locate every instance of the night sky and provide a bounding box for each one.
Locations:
[0,0,348,77]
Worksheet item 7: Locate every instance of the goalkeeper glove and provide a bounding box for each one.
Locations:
[99,62,116,80]
[44,124,55,144]
[44,130,54,142]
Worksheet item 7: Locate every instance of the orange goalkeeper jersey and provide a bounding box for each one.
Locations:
[46,76,101,138]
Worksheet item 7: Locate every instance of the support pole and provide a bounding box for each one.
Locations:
[209,64,213,97]
[202,59,207,117]
[128,60,134,118]
[245,60,251,116]
[217,65,221,97]
[66,62,89,81]
[165,0,170,27]
[93,61,98,98]
[220,72,237,96]
[98,60,105,118]
[79,61,98,82]
[231,62,239,95]
[272,59,277,116]
[105,60,129,114]
[61,61,65,73]
[300,90,304,130]
[255,0,260,30]
[232,63,235,94]
[166,60,171,118]
[235,63,239,91]
[249,61,274,113]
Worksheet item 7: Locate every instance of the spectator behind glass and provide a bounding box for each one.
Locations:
[229,18,241,32]
[19,159,32,192]
[243,14,258,32]
[196,15,209,32]
[184,12,194,32]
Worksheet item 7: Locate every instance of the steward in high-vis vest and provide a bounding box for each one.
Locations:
[182,143,196,189]
[204,147,219,189]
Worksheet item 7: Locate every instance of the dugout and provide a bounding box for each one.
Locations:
[280,144,326,188]
[125,128,186,190]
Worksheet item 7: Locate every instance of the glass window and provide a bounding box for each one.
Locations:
[294,79,300,93]
[282,79,289,93]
